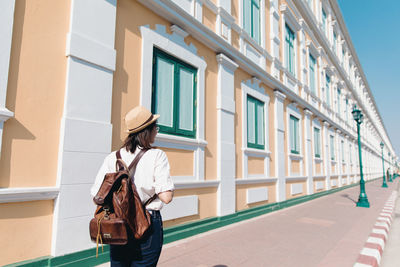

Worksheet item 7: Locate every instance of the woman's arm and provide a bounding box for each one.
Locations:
[158,190,174,204]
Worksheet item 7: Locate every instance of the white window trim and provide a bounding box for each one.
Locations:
[287,103,303,176]
[241,78,270,179]
[139,24,207,182]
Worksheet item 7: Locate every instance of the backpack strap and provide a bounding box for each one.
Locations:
[115,150,126,171]
[143,194,157,207]
[128,148,149,181]
[128,149,158,206]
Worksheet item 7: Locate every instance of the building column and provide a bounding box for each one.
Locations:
[304,109,313,194]
[323,121,331,190]
[216,54,238,216]
[52,0,117,256]
[274,90,287,201]
[336,129,342,187]
[345,135,351,184]
[0,0,16,154]
[270,0,281,79]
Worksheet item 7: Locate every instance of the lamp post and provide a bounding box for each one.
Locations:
[388,152,393,182]
[380,142,388,188]
[352,105,370,208]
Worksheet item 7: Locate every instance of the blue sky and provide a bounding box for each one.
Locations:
[337,0,400,157]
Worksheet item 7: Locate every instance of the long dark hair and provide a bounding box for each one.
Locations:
[122,122,157,153]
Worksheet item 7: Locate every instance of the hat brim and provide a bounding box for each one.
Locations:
[126,114,160,134]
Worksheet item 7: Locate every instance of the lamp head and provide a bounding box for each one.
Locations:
[352,105,362,123]
[380,142,384,149]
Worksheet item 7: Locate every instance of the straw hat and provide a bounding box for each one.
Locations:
[124,106,160,134]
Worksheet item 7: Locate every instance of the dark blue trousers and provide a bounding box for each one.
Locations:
[110,211,163,267]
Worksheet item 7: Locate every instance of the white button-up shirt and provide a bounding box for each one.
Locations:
[91,147,174,211]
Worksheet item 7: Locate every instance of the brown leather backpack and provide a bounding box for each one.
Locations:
[89,149,157,257]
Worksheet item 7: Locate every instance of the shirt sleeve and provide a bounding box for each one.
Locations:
[153,150,174,194]
[90,153,115,197]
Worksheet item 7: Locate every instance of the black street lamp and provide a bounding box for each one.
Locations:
[352,105,370,208]
[380,142,388,188]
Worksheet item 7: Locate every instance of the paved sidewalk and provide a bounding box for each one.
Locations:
[98,179,398,267]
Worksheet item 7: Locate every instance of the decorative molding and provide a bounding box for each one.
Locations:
[274,90,286,101]
[66,31,116,71]
[236,177,277,185]
[0,106,13,122]
[247,187,269,204]
[280,4,301,32]
[155,133,208,148]
[0,187,59,203]
[161,195,198,221]
[170,24,189,38]
[174,180,219,189]
[286,176,307,181]
[216,53,238,72]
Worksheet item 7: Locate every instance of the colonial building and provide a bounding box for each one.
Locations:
[0,0,397,265]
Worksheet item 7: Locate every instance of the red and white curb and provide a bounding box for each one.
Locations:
[354,190,398,267]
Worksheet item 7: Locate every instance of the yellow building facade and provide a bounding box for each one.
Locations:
[0,0,397,265]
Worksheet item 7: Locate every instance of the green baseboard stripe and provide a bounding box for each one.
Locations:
[7,177,380,267]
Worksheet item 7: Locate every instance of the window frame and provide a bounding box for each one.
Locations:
[285,24,296,76]
[243,0,261,44]
[333,32,337,54]
[290,115,300,154]
[309,54,316,94]
[325,74,331,107]
[314,127,321,158]
[322,9,327,35]
[152,47,198,138]
[341,140,345,163]
[330,135,335,161]
[246,94,265,150]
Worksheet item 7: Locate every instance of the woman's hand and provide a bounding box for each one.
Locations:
[158,190,174,204]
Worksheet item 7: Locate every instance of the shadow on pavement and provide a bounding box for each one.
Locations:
[340,193,357,203]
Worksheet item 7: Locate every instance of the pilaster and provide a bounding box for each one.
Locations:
[53,0,117,256]
[323,121,331,190]
[274,90,286,201]
[304,109,313,194]
[216,53,238,216]
[0,0,16,155]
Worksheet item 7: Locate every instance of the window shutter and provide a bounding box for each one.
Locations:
[178,67,194,131]
[155,57,174,127]
[244,0,251,35]
[256,103,264,145]
[252,1,260,43]
[247,99,256,144]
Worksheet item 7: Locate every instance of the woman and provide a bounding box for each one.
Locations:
[91,106,174,266]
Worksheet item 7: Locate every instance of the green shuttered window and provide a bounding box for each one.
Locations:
[285,24,296,76]
[326,75,331,107]
[244,0,260,43]
[330,135,335,160]
[290,115,300,154]
[152,47,197,138]
[309,55,316,94]
[341,140,345,162]
[314,127,321,158]
[322,9,327,35]
[247,95,265,149]
[333,32,337,54]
